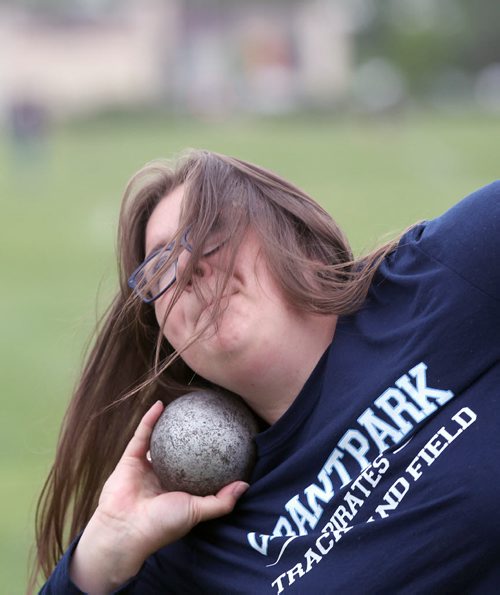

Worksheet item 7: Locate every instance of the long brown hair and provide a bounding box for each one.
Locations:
[31,149,403,588]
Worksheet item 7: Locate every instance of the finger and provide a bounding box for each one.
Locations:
[190,482,249,524]
[122,400,164,459]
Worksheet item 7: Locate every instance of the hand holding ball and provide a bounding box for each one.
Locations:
[150,389,259,496]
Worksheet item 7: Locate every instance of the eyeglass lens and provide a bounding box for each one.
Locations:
[135,249,177,301]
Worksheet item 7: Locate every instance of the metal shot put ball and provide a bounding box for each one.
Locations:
[150,389,259,496]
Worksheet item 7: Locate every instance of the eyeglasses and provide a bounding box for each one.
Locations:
[128,228,227,303]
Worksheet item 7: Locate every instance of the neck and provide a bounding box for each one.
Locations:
[235,314,337,425]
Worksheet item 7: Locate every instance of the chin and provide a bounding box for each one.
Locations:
[212,314,253,353]
[189,325,249,375]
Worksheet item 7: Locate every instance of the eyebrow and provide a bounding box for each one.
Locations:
[145,239,174,260]
[145,224,191,260]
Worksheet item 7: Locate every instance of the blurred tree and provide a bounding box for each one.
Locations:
[458,0,500,68]
[355,0,500,100]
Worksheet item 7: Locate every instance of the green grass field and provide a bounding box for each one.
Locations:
[1,111,499,592]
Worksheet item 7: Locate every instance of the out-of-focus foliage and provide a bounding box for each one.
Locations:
[355,0,500,101]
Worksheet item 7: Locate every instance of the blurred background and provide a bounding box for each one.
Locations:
[1,0,499,590]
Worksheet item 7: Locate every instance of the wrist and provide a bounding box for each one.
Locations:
[70,510,147,593]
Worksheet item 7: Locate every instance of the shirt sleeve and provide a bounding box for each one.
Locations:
[420,181,500,301]
[37,536,139,595]
[37,538,84,595]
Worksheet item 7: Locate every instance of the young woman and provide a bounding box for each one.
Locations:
[34,150,500,593]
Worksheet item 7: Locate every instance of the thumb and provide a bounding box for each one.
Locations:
[192,481,250,524]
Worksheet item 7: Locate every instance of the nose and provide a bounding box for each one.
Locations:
[177,250,213,287]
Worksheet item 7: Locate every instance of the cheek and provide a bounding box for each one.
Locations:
[205,299,254,353]
[153,301,166,330]
[154,298,181,347]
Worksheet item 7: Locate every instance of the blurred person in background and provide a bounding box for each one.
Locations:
[33,150,499,593]
[9,97,48,164]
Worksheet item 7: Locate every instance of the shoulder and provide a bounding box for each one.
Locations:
[425,181,500,234]
[416,181,500,301]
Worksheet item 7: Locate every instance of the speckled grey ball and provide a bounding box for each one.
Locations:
[150,389,259,496]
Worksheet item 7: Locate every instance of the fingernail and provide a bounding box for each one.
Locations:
[232,482,249,498]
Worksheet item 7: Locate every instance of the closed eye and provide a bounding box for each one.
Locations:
[202,233,231,257]
[203,242,227,257]
[140,248,173,285]
[152,252,171,272]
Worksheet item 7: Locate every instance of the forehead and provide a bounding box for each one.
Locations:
[145,184,185,255]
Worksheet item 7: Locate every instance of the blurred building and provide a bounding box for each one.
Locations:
[0,0,176,121]
[0,0,353,122]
